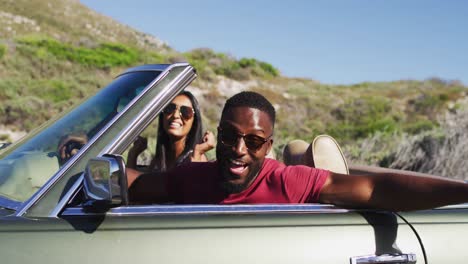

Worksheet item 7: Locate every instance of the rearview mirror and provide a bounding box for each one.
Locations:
[83,154,129,206]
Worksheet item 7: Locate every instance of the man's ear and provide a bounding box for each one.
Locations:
[265,138,274,157]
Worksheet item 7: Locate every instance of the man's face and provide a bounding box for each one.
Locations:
[216,106,273,194]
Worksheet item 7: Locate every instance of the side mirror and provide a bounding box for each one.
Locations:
[83,154,129,206]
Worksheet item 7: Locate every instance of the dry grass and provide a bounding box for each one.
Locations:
[348,98,468,180]
[389,104,468,180]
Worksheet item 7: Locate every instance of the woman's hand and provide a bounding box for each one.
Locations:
[127,136,148,169]
[192,131,216,162]
[202,131,216,150]
[130,136,148,155]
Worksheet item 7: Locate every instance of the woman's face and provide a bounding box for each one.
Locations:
[162,94,195,140]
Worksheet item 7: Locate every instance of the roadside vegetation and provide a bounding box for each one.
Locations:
[1,0,467,180]
[0,35,278,131]
[345,98,468,180]
[184,48,279,81]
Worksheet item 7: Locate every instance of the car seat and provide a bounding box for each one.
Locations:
[283,135,349,174]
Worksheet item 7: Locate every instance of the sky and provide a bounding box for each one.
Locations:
[80,0,468,85]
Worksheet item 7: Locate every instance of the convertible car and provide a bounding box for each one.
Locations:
[0,63,466,264]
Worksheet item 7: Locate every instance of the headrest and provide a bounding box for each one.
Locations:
[283,139,310,165]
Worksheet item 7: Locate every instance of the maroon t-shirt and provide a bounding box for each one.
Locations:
[167,158,329,204]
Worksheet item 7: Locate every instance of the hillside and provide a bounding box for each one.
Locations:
[1,0,467,179]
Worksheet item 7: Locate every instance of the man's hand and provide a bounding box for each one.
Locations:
[57,134,88,164]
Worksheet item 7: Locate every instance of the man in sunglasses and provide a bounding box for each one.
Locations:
[128,91,468,210]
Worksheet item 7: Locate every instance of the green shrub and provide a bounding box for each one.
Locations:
[238,58,279,78]
[0,79,23,99]
[183,49,218,79]
[328,96,402,141]
[411,93,445,114]
[186,48,218,60]
[0,134,11,142]
[238,58,256,68]
[0,43,6,59]
[403,119,437,134]
[183,49,279,80]
[258,61,279,77]
[143,52,167,64]
[0,96,50,131]
[16,36,140,68]
[32,80,73,102]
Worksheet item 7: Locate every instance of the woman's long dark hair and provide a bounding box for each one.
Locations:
[153,91,203,171]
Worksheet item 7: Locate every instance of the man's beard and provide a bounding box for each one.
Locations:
[216,143,263,194]
[219,161,262,194]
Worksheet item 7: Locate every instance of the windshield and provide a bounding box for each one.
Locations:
[0,71,161,202]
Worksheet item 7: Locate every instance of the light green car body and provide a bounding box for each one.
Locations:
[0,63,466,264]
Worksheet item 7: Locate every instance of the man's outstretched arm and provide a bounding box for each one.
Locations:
[318,171,468,211]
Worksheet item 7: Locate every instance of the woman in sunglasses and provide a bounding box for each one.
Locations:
[127,91,215,171]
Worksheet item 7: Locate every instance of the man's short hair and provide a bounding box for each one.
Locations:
[221,91,276,127]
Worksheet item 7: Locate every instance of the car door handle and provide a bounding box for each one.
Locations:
[350,253,417,264]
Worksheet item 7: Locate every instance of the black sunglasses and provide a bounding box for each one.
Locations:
[218,127,272,152]
[162,103,195,120]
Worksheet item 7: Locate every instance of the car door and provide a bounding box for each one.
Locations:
[399,204,468,263]
[0,203,424,264]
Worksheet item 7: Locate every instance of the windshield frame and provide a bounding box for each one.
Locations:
[0,195,21,211]
[0,67,166,205]
[0,64,189,214]
[16,63,196,217]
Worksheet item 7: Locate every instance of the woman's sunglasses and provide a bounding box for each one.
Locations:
[218,127,271,152]
[162,103,195,120]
